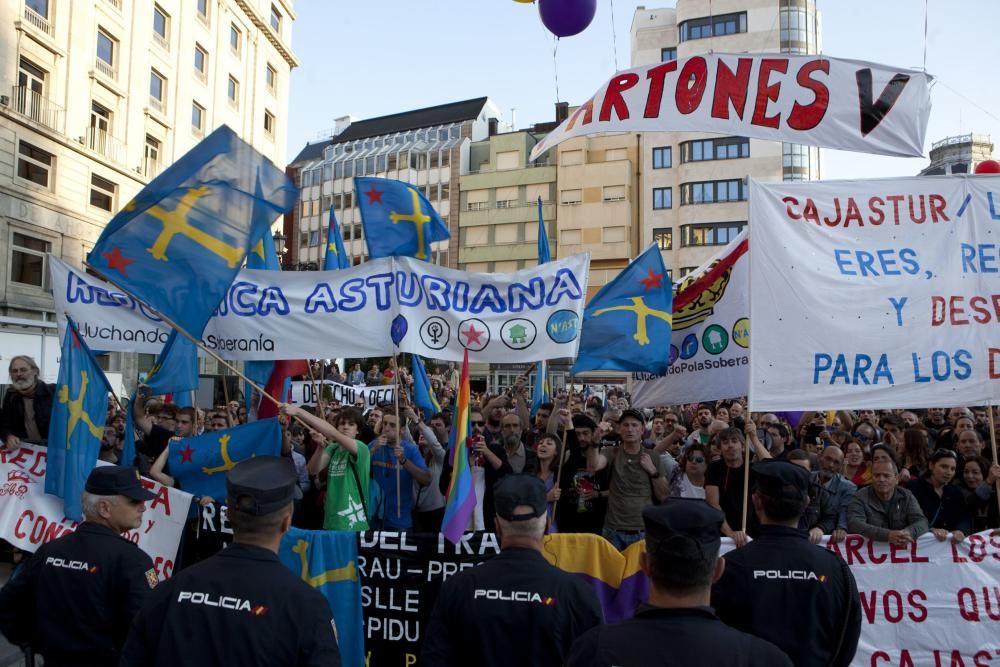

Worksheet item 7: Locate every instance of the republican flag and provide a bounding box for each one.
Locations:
[441,350,475,544]
[87,125,298,338]
[45,318,114,520]
[324,207,350,270]
[256,359,310,419]
[354,177,449,261]
[573,244,673,375]
[410,355,441,417]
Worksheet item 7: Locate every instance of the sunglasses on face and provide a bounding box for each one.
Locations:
[687,456,705,464]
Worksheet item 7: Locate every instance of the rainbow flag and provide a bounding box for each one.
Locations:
[441,350,475,544]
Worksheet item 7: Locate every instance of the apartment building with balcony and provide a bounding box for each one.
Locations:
[631,0,821,277]
[1,0,296,381]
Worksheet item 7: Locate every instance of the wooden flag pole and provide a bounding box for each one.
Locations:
[988,401,1000,519]
[740,432,752,534]
[307,360,325,421]
[222,378,233,427]
[555,376,573,488]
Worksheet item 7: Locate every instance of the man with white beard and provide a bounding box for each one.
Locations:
[1,355,55,450]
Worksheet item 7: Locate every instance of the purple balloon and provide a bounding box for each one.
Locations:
[538,0,597,38]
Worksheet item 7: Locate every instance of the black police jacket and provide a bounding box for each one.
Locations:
[0,522,156,666]
[422,547,603,667]
[711,524,862,667]
[567,605,793,667]
[121,543,339,667]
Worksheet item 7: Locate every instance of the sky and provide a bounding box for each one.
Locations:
[286,1,1000,178]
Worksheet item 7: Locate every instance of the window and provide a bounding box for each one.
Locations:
[17,141,53,188]
[653,187,672,210]
[89,102,112,152]
[653,227,673,250]
[681,137,750,162]
[652,146,672,169]
[10,233,51,287]
[153,5,169,47]
[197,0,208,21]
[269,4,281,32]
[27,0,49,19]
[149,70,165,110]
[679,12,747,41]
[17,58,46,122]
[227,76,239,107]
[783,143,812,181]
[560,189,582,205]
[144,135,161,177]
[681,180,747,205]
[603,226,626,243]
[681,221,746,247]
[603,185,626,202]
[96,29,116,76]
[191,102,205,134]
[90,174,116,211]
[264,110,275,136]
[661,47,677,62]
[230,24,242,53]
[780,5,816,53]
[194,44,207,78]
[265,63,276,92]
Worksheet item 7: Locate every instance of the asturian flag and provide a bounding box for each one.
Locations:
[355,177,449,261]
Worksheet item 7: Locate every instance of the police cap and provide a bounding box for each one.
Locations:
[494,474,547,521]
[225,456,300,516]
[85,465,156,501]
[753,459,810,501]
[642,499,724,559]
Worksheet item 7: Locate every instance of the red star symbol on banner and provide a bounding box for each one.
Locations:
[640,269,664,292]
[364,187,384,205]
[70,330,82,349]
[101,247,135,277]
[462,324,485,346]
[179,445,194,463]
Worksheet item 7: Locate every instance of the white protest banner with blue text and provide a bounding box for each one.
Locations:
[749,176,1000,410]
[51,254,589,363]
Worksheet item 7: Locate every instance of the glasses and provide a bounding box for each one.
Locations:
[471,421,485,426]
[687,456,705,464]
[852,432,872,443]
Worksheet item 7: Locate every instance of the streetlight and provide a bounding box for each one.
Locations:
[272,229,286,264]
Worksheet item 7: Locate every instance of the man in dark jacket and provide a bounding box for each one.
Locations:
[1,355,55,449]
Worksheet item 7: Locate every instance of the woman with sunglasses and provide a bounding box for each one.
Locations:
[668,444,707,499]
[907,449,972,544]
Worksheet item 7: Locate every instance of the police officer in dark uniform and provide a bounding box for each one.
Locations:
[567,499,792,667]
[422,474,603,666]
[0,465,159,666]
[712,459,862,667]
[121,456,339,667]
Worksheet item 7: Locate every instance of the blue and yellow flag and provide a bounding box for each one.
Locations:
[278,528,364,667]
[87,125,298,338]
[324,207,350,270]
[531,360,550,416]
[166,419,281,501]
[355,177,449,261]
[537,195,552,264]
[146,330,199,400]
[244,226,280,415]
[572,244,673,375]
[45,319,114,521]
[411,355,441,416]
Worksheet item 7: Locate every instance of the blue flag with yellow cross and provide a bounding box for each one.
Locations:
[572,244,674,375]
[45,318,115,521]
[86,125,298,338]
[324,207,350,270]
[354,176,449,261]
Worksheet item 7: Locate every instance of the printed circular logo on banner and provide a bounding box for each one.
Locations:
[669,344,679,366]
[546,310,580,343]
[732,318,750,349]
[702,324,729,355]
[458,318,490,351]
[500,319,537,350]
[419,317,450,350]
[680,333,699,360]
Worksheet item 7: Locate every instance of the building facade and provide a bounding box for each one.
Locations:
[919,133,994,176]
[631,0,821,277]
[287,98,507,269]
[1,0,297,382]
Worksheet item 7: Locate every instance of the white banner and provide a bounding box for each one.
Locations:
[0,445,192,581]
[750,176,1000,411]
[288,380,395,410]
[632,232,749,408]
[51,253,589,363]
[530,54,931,162]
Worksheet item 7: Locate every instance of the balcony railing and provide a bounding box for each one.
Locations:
[86,126,126,166]
[143,157,163,180]
[95,58,116,80]
[10,85,65,134]
[24,6,53,36]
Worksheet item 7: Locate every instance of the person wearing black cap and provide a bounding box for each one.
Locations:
[567,499,792,666]
[0,465,158,666]
[422,474,602,666]
[711,459,862,667]
[121,456,339,667]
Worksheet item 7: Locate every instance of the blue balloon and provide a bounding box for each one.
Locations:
[538,0,597,38]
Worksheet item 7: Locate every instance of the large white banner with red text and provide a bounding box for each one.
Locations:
[0,445,192,581]
[632,232,749,407]
[529,54,932,162]
[749,176,1000,410]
